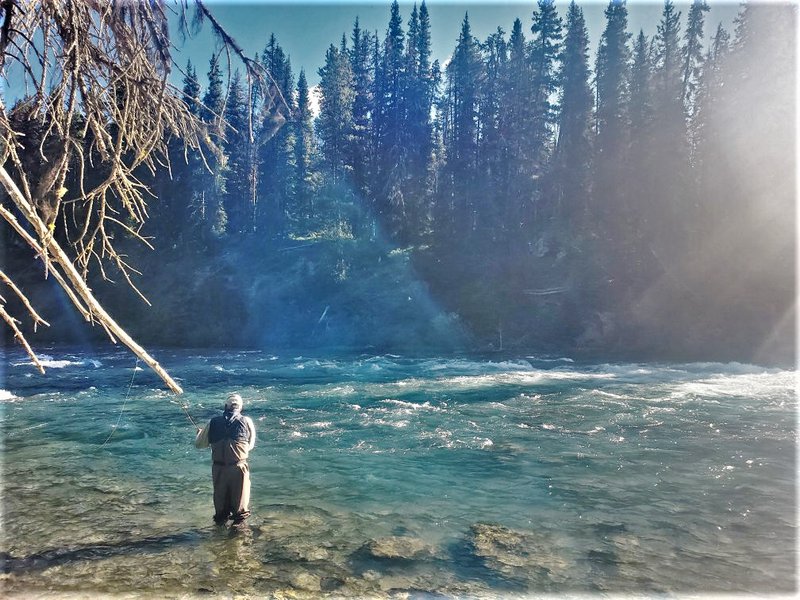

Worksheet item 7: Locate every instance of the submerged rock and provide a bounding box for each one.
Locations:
[289,569,321,592]
[467,523,571,584]
[364,536,436,561]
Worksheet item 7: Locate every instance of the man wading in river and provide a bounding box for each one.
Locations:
[195,393,257,525]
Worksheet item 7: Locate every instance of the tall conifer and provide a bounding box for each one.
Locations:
[552,1,593,221]
[529,0,563,178]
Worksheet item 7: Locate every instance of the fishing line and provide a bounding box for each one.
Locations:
[101,358,139,447]
[179,399,200,430]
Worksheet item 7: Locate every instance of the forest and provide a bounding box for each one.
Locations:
[4,0,796,366]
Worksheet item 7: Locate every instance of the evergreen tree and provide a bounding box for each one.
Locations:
[552,1,593,221]
[196,54,228,236]
[221,71,251,234]
[317,43,355,184]
[626,30,653,216]
[403,1,435,243]
[439,13,483,243]
[147,62,204,243]
[201,54,225,124]
[291,68,318,230]
[691,23,729,170]
[258,35,296,237]
[528,0,563,183]
[593,0,631,222]
[497,18,535,241]
[594,0,630,160]
[374,0,408,239]
[475,27,507,242]
[348,18,374,203]
[629,30,652,142]
[182,60,201,115]
[649,0,691,253]
[681,0,710,114]
[652,0,683,115]
[592,0,632,304]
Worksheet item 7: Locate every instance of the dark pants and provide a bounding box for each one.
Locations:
[211,462,251,523]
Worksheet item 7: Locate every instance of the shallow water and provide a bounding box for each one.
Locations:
[1,347,796,597]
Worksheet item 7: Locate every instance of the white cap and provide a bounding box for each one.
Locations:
[225,393,243,410]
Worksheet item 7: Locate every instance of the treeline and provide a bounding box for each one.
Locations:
[44,0,794,360]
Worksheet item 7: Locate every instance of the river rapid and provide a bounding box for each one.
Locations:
[1,348,796,597]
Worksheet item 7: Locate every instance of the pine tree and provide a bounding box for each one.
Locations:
[625,29,655,252]
[592,0,633,305]
[258,35,296,237]
[497,18,535,242]
[649,0,691,253]
[594,0,630,160]
[529,0,563,181]
[629,30,652,141]
[348,18,374,203]
[373,0,408,239]
[691,23,729,171]
[402,1,435,243]
[475,27,507,242]
[182,60,201,115]
[201,54,225,125]
[291,68,318,230]
[552,0,593,221]
[222,70,251,234]
[196,54,228,237]
[653,0,683,116]
[317,43,355,185]
[593,0,631,223]
[438,13,483,243]
[681,0,710,115]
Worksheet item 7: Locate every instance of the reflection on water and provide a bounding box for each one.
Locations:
[1,348,796,596]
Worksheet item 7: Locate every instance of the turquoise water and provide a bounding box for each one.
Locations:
[1,348,796,596]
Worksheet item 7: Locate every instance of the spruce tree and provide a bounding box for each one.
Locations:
[653,0,683,115]
[649,0,691,254]
[182,60,201,115]
[439,13,483,243]
[317,43,355,185]
[223,70,251,233]
[593,0,631,222]
[529,0,563,181]
[498,18,535,242]
[476,27,507,243]
[402,1,435,243]
[592,0,633,307]
[681,0,710,115]
[258,35,296,237]
[291,68,318,230]
[348,18,374,203]
[374,0,408,240]
[197,54,228,237]
[201,54,225,124]
[552,0,593,222]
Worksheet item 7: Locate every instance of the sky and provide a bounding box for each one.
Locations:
[171,0,743,93]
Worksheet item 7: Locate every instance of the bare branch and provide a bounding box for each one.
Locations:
[0,268,50,330]
[0,303,45,375]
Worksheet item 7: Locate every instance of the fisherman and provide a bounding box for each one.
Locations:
[195,393,256,525]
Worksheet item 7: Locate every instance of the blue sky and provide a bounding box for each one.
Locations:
[172,1,741,92]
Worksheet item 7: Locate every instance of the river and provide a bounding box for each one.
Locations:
[1,347,796,596]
